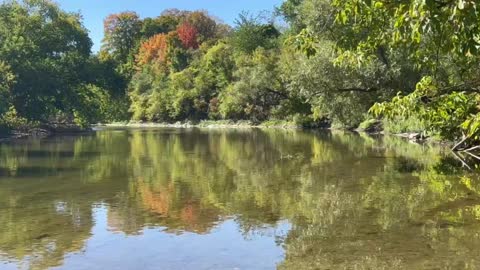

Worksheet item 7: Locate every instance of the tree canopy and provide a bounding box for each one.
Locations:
[2,0,480,146]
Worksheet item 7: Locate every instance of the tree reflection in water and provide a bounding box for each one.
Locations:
[0,128,479,269]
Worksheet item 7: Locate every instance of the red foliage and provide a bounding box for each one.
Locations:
[177,22,199,49]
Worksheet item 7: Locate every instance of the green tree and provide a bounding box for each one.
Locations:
[101,12,142,64]
[0,0,96,124]
[194,42,236,119]
[328,0,480,144]
[276,0,305,32]
[231,12,280,54]
[0,61,15,116]
[219,48,287,122]
[141,15,179,39]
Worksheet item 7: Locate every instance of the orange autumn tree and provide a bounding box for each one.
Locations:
[177,22,199,49]
[136,33,169,66]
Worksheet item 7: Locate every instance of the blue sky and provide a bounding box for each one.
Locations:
[56,0,285,52]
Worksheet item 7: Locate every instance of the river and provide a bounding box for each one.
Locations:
[0,128,479,269]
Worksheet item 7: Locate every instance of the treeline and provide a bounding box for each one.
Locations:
[0,0,128,133]
[101,9,301,125]
[2,0,480,146]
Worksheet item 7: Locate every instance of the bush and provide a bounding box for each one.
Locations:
[0,106,31,135]
[383,116,427,134]
[357,118,382,133]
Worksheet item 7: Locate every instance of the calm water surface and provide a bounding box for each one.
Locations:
[1,128,480,269]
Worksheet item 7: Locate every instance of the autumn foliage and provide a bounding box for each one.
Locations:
[137,22,199,68]
[177,22,199,49]
[137,33,169,66]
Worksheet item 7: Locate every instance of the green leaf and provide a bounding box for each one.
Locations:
[374,1,384,9]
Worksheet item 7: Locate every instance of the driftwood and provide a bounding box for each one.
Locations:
[463,145,480,152]
[451,134,480,161]
[465,151,480,161]
[452,136,468,151]
[452,151,473,171]
[451,143,480,171]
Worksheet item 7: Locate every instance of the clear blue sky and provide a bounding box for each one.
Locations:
[56,0,285,52]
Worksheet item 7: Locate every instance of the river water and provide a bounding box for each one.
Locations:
[0,128,479,269]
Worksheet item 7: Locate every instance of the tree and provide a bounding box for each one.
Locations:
[137,33,170,66]
[0,0,131,128]
[101,12,142,64]
[184,11,218,43]
[219,48,287,122]
[129,65,157,121]
[231,12,280,53]
[331,0,480,66]
[329,0,480,145]
[276,0,305,32]
[141,15,179,39]
[0,0,96,123]
[0,62,15,116]
[177,22,199,49]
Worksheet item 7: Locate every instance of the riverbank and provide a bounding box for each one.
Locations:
[0,119,444,148]
[101,120,451,147]
[0,123,93,142]
[101,120,303,130]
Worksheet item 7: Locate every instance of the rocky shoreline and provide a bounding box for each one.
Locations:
[101,120,301,130]
[0,124,93,142]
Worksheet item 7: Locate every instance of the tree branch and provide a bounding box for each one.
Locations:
[264,88,289,99]
[307,86,379,100]
[437,80,480,95]
[336,87,379,93]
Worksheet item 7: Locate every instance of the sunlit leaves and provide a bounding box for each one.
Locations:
[137,33,170,66]
[332,0,480,66]
[370,76,480,140]
[231,12,280,53]
[286,28,318,58]
[0,0,108,124]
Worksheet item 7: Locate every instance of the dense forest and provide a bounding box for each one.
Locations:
[1,0,480,147]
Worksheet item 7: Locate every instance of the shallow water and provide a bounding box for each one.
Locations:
[1,128,480,269]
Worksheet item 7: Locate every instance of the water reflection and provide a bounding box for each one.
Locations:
[0,128,480,269]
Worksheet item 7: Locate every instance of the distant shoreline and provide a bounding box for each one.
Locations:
[0,120,442,148]
[100,120,304,130]
[0,124,93,142]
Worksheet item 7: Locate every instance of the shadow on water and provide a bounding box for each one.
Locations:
[0,128,480,269]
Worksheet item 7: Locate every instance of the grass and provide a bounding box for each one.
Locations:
[383,116,427,134]
[260,119,299,128]
[358,118,381,131]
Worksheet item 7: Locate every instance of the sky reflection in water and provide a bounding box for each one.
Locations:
[1,128,480,269]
